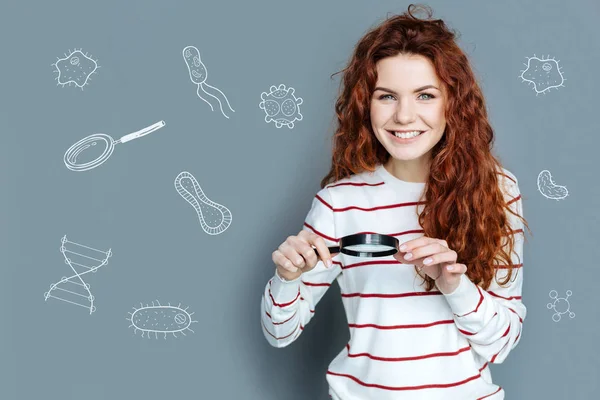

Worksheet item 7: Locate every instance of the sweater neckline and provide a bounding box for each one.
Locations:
[374,164,427,189]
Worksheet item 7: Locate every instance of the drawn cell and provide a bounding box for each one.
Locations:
[537,169,568,200]
[547,290,575,322]
[127,300,198,339]
[518,54,566,95]
[182,45,235,119]
[174,171,232,235]
[52,48,99,90]
[44,235,112,314]
[259,84,304,129]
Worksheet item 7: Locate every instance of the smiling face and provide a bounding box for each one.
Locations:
[370,53,447,183]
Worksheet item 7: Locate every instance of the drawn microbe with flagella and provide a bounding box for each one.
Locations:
[547,290,575,322]
[128,300,198,339]
[537,169,569,200]
[44,235,112,315]
[182,45,235,119]
[259,84,303,129]
[518,54,566,95]
[52,48,99,90]
[174,171,232,235]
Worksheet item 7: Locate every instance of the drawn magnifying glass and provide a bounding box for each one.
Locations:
[63,120,166,172]
[313,233,399,258]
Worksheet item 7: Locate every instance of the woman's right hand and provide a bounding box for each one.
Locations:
[272,230,336,280]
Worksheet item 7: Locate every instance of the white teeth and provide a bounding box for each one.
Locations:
[394,130,422,139]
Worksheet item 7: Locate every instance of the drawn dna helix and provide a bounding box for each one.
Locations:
[44,235,112,314]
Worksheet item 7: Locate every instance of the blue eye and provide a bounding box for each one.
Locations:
[419,93,435,100]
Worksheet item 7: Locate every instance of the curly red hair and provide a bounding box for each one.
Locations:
[321,4,532,291]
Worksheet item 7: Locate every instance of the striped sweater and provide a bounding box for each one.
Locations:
[261,163,526,400]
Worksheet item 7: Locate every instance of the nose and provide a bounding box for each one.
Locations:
[393,99,417,124]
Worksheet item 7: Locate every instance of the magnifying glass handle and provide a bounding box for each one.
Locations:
[314,246,340,257]
[118,120,166,143]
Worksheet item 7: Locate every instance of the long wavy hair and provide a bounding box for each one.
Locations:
[321,4,532,291]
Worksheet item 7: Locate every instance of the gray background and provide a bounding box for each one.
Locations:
[1,0,599,399]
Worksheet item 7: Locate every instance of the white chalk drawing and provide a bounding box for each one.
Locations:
[183,45,235,119]
[64,120,166,172]
[128,300,198,339]
[547,290,575,322]
[174,171,232,235]
[52,48,99,90]
[44,235,112,314]
[259,84,303,129]
[537,169,569,200]
[518,54,566,95]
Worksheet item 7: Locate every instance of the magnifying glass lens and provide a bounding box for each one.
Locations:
[345,244,396,253]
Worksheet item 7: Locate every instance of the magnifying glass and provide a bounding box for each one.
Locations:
[314,233,399,258]
[64,120,166,172]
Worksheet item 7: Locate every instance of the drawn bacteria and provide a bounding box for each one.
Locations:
[182,45,235,119]
[537,169,569,200]
[547,290,575,322]
[259,84,303,129]
[52,48,99,90]
[174,171,232,235]
[128,300,198,339]
[518,54,565,95]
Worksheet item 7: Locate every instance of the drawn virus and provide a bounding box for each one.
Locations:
[174,171,232,235]
[518,54,565,95]
[52,48,99,90]
[128,300,198,339]
[537,169,569,200]
[259,84,303,129]
[44,235,112,314]
[547,290,575,322]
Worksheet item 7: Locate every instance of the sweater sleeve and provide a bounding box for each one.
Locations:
[261,187,342,348]
[441,171,526,364]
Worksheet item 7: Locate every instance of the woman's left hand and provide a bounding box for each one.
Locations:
[393,236,467,294]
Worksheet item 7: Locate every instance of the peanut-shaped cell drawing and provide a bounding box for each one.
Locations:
[52,48,99,90]
[174,171,232,235]
[182,45,235,119]
[128,300,197,339]
[537,169,569,200]
[518,54,566,95]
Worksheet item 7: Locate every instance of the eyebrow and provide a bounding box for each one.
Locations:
[374,85,440,94]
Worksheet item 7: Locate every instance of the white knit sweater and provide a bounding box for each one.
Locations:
[261,163,525,400]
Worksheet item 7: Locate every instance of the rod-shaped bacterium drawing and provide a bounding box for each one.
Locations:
[518,54,565,95]
[537,169,568,200]
[259,84,303,129]
[44,235,112,314]
[547,290,575,322]
[174,171,232,235]
[128,300,198,339]
[182,45,235,119]
[52,48,99,90]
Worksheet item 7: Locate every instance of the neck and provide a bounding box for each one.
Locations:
[384,157,430,183]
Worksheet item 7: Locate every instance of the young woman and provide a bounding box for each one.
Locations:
[261,4,531,399]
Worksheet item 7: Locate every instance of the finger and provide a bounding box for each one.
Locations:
[272,250,299,273]
[292,236,319,268]
[278,242,306,270]
[443,263,467,274]
[402,243,452,263]
[399,236,436,252]
[418,249,458,267]
[309,234,335,268]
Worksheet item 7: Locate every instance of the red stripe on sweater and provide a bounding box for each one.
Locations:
[345,343,471,361]
[327,181,385,188]
[326,370,482,391]
[261,319,303,340]
[478,386,503,399]
[348,319,454,330]
[453,286,484,317]
[341,291,442,299]
[265,310,297,325]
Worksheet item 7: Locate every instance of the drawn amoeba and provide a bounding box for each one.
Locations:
[259,84,303,129]
[547,290,575,322]
[52,48,99,90]
[518,54,565,95]
[128,300,198,339]
[537,169,568,200]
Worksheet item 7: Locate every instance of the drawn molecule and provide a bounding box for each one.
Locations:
[128,300,198,339]
[537,169,569,200]
[259,84,303,129]
[518,54,565,95]
[182,45,235,119]
[44,235,112,314]
[52,48,99,90]
[547,290,575,322]
[174,171,232,235]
